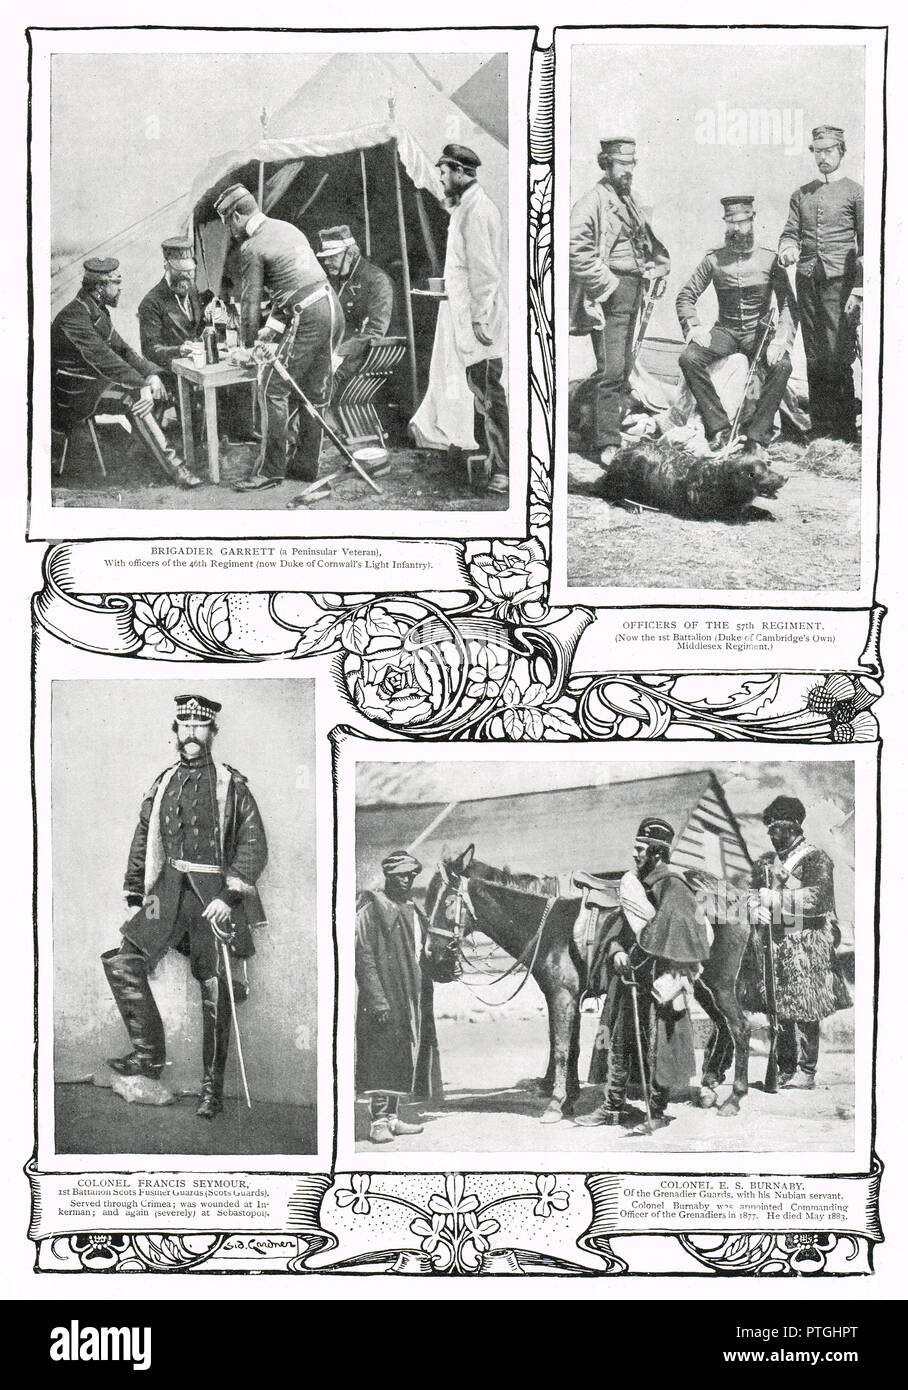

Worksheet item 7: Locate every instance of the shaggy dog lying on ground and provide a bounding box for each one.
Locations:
[597,440,788,520]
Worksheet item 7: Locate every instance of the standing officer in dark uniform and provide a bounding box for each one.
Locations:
[102,694,268,1120]
[51,257,201,487]
[569,137,670,468]
[213,184,344,490]
[749,794,850,1090]
[316,224,394,385]
[779,124,863,442]
[677,195,798,456]
[576,818,711,1134]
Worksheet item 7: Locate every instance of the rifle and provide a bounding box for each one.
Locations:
[762,862,780,1095]
[724,310,777,454]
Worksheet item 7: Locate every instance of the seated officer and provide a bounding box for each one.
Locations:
[316,225,394,384]
[676,195,798,458]
[51,257,201,487]
[138,238,205,386]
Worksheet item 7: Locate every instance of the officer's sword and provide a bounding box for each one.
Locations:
[214,927,252,1110]
[263,355,383,496]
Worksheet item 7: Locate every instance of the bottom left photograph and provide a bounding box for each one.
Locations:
[48,676,318,1157]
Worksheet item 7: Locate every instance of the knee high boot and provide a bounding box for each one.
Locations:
[197,975,232,1120]
[129,402,202,488]
[101,948,166,1078]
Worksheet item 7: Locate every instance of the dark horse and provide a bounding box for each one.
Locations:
[425,845,763,1124]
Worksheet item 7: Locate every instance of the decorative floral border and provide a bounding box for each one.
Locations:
[35,1166,880,1276]
[29,40,884,1280]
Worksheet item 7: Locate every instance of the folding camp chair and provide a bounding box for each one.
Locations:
[331,335,407,452]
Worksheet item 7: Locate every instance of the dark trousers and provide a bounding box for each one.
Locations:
[370,1093,400,1120]
[702,1018,735,1088]
[605,984,668,1117]
[96,385,183,480]
[256,290,342,481]
[797,267,858,442]
[679,325,792,442]
[588,273,643,448]
[466,357,509,476]
[777,1018,821,1077]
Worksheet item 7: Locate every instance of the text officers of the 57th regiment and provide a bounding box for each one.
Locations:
[213,183,345,492]
[102,694,268,1120]
[355,851,442,1145]
[569,136,670,470]
[749,794,850,1090]
[779,124,864,443]
[676,195,798,457]
[51,257,201,488]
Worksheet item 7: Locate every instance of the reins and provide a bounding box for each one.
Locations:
[429,865,558,1005]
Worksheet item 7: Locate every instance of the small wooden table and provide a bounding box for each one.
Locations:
[172,358,258,483]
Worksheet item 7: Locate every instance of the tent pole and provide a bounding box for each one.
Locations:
[414,189,440,277]
[258,107,269,209]
[360,150,372,258]
[391,138,420,413]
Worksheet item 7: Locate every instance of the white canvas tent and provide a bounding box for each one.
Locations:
[51,53,508,421]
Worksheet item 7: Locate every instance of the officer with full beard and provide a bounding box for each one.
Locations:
[569,137,670,469]
[676,195,798,457]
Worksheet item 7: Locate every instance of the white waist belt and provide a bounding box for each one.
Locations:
[168,857,222,875]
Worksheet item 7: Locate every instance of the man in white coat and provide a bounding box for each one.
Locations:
[435,144,509,494]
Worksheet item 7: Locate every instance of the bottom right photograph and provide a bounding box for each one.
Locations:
[350,750,869,1158]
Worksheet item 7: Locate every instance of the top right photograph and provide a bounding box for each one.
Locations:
[557,32,883,600]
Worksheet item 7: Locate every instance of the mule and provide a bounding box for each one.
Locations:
[425,845,763,1124]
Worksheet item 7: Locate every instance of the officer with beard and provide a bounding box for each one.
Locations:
[676,195,797,456]
[569,137,670,469]
[779,125,863,443]
[576,818,710,1134]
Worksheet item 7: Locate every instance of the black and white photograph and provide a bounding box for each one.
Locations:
[48,678,318,1158]
[31,31,532,536]
[346,747,871,1162]
[556,32,883,600]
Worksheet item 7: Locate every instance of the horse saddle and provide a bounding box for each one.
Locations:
[572,872,622,988]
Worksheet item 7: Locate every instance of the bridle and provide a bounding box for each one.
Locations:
[428,862,557,1004]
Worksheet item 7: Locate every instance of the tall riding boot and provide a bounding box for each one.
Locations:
[101,948,166,1078]
[129,403,202,488]
[197,975,232,1120]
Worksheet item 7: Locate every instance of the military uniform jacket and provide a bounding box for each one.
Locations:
[137,277,205,374]
[122,760,268,970]
[779,176,864,285]
[239,215,327,344]
[51,290,160,431]
[676,244,797,348]
[333,253,394,341]
[569,179,669,335]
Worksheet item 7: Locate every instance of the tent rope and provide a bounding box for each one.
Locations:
[51,190,192,279]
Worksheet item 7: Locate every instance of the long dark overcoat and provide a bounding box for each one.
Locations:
[355,889,441,1099]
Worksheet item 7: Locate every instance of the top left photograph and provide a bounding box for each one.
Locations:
[28,29,532,540]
